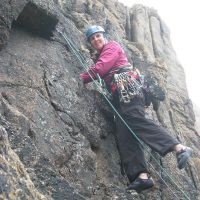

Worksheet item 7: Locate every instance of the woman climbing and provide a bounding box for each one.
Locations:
[80,25,192,193]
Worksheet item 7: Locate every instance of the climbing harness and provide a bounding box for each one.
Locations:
[57,29,191,200]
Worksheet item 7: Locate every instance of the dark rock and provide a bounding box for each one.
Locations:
[13,2,58,39]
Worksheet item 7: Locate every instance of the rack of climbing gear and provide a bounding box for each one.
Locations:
[112,71,144,104]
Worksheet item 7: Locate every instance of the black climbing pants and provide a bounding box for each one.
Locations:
[115,102,179,183]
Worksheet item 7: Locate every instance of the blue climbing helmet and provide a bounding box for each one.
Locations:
[85,25,105,41]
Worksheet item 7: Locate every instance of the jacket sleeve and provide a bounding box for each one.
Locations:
[80,42,121,84]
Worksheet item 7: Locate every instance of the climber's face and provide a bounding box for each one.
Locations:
[90,32,107,51]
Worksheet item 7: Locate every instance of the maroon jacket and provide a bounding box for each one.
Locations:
[80,41,131,84]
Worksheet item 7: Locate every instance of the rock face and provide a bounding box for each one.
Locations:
[193,103,200,135]
[0,0,199,199]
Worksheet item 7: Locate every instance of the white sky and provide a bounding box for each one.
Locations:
[118,0,200,107]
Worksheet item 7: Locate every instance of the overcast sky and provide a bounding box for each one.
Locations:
[118,0,200,107]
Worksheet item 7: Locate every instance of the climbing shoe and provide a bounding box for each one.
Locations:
[126,177,154,193]
[176,147,192,169]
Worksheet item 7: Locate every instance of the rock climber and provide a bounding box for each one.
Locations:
[80,25,192,193]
